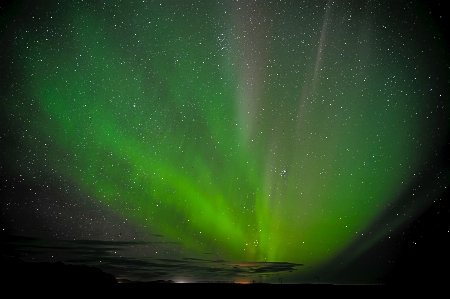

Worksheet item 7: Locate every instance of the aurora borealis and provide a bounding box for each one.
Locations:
[1,0,449,284]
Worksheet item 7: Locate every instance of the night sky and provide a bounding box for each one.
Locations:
[1,0,449,284]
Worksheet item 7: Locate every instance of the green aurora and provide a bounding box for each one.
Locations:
[1,0,449,282]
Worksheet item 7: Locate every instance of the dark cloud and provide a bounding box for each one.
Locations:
[2,235,303,282]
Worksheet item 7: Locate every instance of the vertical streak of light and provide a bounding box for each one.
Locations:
[296,1,332,131]
[312,1,331,88]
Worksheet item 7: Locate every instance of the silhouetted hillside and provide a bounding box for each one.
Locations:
[2,257,117,286]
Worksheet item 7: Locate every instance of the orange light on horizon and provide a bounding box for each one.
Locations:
[234,281,251,284]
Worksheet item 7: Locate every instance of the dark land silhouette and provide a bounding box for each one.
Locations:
[2,256,117,286]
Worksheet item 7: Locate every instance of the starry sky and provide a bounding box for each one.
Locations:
[1,0,449,284]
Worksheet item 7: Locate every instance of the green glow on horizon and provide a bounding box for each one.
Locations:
[3,0,449,278]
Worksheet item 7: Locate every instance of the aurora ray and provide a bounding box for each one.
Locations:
[1,0,449,284]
